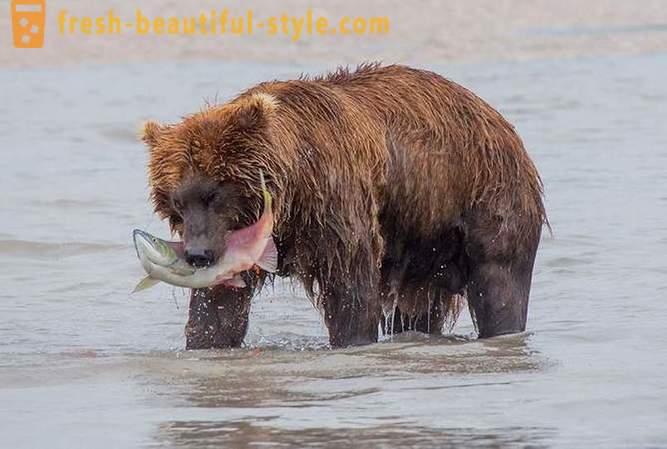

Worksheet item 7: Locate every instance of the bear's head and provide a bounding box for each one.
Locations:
[141,93,280,268]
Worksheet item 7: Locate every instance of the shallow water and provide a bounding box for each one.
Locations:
[2,53,667,448]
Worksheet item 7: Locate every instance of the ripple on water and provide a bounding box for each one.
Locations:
[96,126,141,144]
[29,198,111,210]
[0,239,126,259]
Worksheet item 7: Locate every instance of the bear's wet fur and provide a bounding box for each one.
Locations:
[142,63,546,348]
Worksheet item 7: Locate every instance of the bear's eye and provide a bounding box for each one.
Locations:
[169,215,183,231]
[203,191,218,207]
[172,198,183,213]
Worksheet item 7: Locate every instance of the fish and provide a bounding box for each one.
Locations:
[132,230,193,291]
[132,171,277,292]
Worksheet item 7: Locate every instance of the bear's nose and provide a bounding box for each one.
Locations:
[185,249,215,268]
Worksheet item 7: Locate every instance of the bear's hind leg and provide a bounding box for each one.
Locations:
[465,227,540,338]
[185,284,254,349]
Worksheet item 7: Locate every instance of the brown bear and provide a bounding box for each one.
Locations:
[141,63,547,349]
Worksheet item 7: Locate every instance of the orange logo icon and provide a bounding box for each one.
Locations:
[11,0,46,48]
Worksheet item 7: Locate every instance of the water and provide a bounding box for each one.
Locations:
[2,53,667,448]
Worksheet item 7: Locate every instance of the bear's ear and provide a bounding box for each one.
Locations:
[236,93,278,130]
[141,120,165,148]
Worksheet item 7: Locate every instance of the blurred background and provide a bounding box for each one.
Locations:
[3,0,667,66]
[1,1,666,448]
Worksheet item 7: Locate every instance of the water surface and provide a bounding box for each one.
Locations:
[2,54,666,448]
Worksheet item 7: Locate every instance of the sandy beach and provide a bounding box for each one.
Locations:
[2,0,667,68]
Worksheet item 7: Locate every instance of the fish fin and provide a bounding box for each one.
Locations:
[224,275,247,289]
[260,170,272,214]
[256,239,278,273]
[132,276,161,293]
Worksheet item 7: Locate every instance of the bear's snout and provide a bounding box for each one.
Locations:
[185,247,215,268]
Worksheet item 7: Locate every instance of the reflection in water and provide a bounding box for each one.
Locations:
[159,420,553,449]
[162,333,540,405]
[143,334,546,447]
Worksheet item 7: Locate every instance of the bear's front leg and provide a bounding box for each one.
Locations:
[185,285,253,349]
[321,279,380,347]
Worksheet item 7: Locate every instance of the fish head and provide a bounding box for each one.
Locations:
[133,229,180,267]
